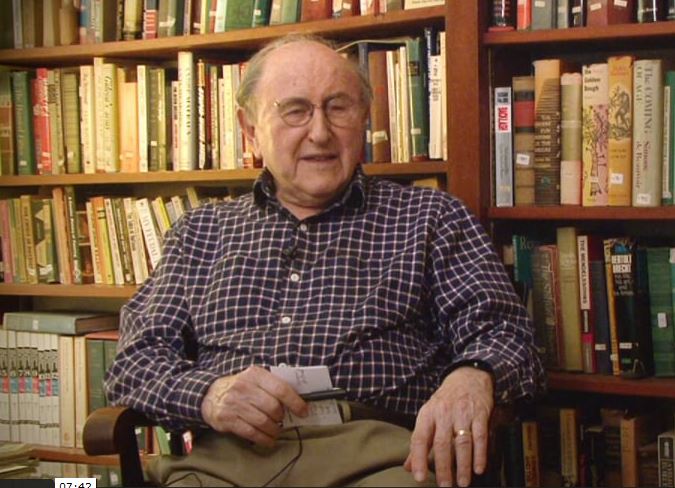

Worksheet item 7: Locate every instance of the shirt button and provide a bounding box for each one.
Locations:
[299,223,308,232]
[290,273,300,282]
[281,316,292,324]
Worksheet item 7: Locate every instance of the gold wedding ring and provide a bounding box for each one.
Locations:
[454,429,471,437]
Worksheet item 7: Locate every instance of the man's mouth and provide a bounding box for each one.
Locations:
[301,154,337,162]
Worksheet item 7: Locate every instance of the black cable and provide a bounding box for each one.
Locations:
[261,427,303,487]
[166,471,204,487]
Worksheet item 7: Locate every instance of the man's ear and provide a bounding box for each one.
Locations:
[237,107,261,159]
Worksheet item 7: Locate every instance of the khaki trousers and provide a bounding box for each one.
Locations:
[148,420,437,487]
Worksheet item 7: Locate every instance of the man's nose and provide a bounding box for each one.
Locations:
[307,107,331,143]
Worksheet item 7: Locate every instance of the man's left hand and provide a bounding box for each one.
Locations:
[404,366,494,487]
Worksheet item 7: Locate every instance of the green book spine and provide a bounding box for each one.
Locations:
[280,0,300,23]
[86,339,106,413]
[226,0,255,30]
[405,37,429,161]
[251,0,272,26]
[646,247,675,376]
[10,71,36,175]
[61,69,82,174]
[65,186,83,285]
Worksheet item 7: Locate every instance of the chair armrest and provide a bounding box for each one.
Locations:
[83,406,157,487]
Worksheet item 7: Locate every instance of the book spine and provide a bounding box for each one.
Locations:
[178,51,196,170]
[607,55,634,206]
[659,431,675,487]
[406,37,429,161]
[513,75,536,205]
[532,0,556,28]
[581,63,609,206]
[632,59,664,207]
[663,71,675,205]
[85,200,103,284]
[11,71,36,175]
[533,59,561,206]
[560,407,580,487]
[577,234,596,373]
[58,335,75,448]
[494,86,514,207]
[0,71,15,176]
[646,247,675,376]
[557,226,583,371]
[369,50,393,164]
[61,70,82,174]
[64,186,83,284]
[73,336,87,449]
[79,65,96,175]
[560,72,582,205]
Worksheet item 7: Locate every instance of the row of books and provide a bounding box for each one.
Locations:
[0,186,226,286]
[505,228,675,378]
[1,33,445,176]
[494,56,675,208]
[497,403,675,487]
[489,0,675,32]
[3,0,443,50]
[0,311,119,449]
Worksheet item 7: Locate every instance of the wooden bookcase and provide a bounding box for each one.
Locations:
[0,3,466,466]
[478,3,675,401]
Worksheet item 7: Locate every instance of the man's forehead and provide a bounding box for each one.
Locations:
[260,42,356,85]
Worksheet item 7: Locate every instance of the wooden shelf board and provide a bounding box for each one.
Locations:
[483,21,675,46]
[548,371,675,398]
[31,445,119,466]
[488,206,675,220]
[0,284,137,298]
[0,162,446,187]
[0,8,445,66]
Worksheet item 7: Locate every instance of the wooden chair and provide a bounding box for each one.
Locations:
[83,405,512,487]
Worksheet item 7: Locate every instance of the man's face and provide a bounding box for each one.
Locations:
[239,42,368,217]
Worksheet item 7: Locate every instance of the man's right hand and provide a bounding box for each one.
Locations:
[201,365,309,447]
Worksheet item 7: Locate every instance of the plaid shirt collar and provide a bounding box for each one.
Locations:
[252,165,368,216]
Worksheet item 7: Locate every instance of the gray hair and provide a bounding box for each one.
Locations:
[236,33,373,120]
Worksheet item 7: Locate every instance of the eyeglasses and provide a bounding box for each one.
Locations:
[274,95,364,128]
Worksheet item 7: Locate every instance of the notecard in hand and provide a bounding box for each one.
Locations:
[270,365,343,427]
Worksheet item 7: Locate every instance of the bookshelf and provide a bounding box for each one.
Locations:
[478,5,675,396]
[0,2,465,467]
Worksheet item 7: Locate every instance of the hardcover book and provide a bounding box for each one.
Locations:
[645,247,675,377]
[533,59,561,206]
[560,72,582,205]
[582,63,609,206]
[607,55,633,206]
[586,0,635,25]
[494,86,513,207]
[512,75,536,205]
[632,59,663,207]
[609,239,654,378]
[3,312,119,335]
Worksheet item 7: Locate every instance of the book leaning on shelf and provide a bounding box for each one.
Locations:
[3,311,119,335]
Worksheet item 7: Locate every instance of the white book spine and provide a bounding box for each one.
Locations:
[632,59,664,207]
[7,331,18,442]
[428,50,443,160]
[58,335,75,448]
[178,51,196,170]
[123,197,149,284]
[386,51,399,163]
[73,336,87,449]
[49,334,60,446]
[663,84,672,201]
[494,86,514,207]
[221,65,237,170]
[79,65,97,174]
[135,198,162,270]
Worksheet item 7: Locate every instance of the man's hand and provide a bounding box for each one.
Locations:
[404,366,494,487]
[201,365,308,447]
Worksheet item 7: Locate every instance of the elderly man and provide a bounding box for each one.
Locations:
[105,34,544,487]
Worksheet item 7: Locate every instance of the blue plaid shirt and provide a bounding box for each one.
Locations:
[105,167,545,431]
